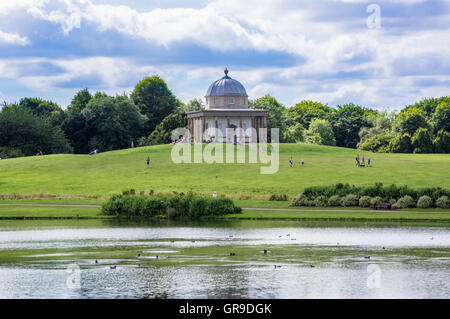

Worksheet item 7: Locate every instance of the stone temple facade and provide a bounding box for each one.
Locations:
[187,68,267,143]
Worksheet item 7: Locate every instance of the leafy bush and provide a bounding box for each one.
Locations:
[328,195,341,207]
[370,196,383,206]
[144,197,167,216]
[359,196,371,207]
[205,197,241,216]
[305,118,336,146]
[436,196,450,208]
[388,133,413,153]
[291,194,309,206]
[313,196,327,207]
[433,130,450,153]
[412,127,434,153]
[301,183,449,202]
[0,147,24,159]
[102,194,241,218]
[393,195,415,209]
[360,134,392,153]
[417,195,433,208]
[291,183,449,208]
[147,112,187,145]
[167,195,192,217]
[341,194,359,207]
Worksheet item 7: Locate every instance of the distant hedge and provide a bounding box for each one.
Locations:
[102,194,242,218]
[292,183,450,209]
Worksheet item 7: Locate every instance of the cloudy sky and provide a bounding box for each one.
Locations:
[0,0,449,110]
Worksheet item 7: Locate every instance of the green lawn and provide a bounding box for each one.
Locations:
[225,208,450,222]
[0,205,103,219]
[0,143,449,198]
[1,203,449,223]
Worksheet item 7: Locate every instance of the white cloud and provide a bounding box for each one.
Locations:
[0,29,30,45]
[0,0,449,109]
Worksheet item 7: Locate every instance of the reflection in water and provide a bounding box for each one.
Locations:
[0,219,449,298]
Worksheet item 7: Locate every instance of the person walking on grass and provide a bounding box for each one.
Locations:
[289,156,293,167]
[146,156,150,168]
[301,158,304,166]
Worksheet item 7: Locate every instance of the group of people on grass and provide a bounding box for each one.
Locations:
[289,156,304,167]
[355,154,371,167]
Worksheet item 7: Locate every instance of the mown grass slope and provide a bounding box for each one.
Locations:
[0,143,449,197]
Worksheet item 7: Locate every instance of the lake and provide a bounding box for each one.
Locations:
[0,219,449,298]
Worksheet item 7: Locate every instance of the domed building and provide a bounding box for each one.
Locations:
[187,68,267,143]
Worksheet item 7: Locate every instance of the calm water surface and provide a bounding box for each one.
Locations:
[0,219,449,298]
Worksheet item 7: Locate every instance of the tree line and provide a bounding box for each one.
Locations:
[0,75,449,158]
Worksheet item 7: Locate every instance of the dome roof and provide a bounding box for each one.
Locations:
[205,68,248,97]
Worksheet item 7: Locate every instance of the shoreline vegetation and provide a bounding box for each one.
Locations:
[1,197,450,224]
[291,183,450,209]
[101,193,242,219]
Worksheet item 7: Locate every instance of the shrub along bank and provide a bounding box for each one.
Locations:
[102,194,242,218]
[292,183,450,209]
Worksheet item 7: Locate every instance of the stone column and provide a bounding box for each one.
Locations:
[239,118,243,143]
[215,117,218,143]
[188,118,193,142]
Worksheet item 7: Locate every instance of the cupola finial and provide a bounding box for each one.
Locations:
[224,67,229,76]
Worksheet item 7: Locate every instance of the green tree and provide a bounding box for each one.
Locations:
[388,133,413,153]
[432,102,450,133]
[82,95,147,151]
[358,113,391,148]
[131,76,179,134]
[180,98,204,112]
[61,89,94,154]
[68,89,93,113]
[61,111,88,154]
[433,130,450,153]
[412,127,433,153]
[360,134,392,153]
[283,123,305,143]
[0,107,72,156]
[409,96,450,117]
[18,97,61,117]
[147,113,187,145]
[330,104,375,149]
[305,118,336,146]
[393,107,430,136]
[249,94,287,142]
[287,100,332,129]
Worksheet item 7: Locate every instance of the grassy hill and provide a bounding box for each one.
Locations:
[0,143,449,198]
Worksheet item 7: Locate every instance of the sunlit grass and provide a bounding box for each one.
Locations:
[0,143,449,198]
